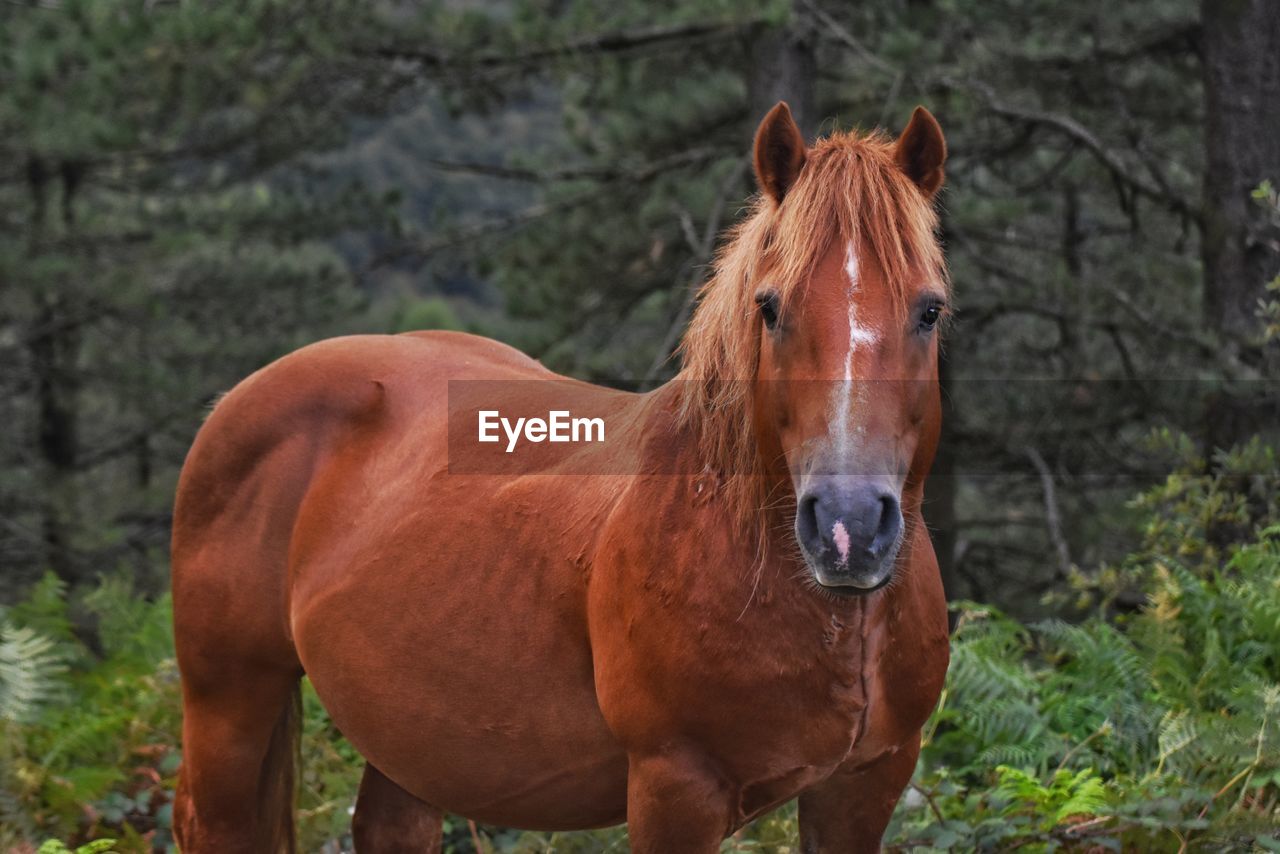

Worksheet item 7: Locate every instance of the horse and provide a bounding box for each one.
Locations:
[170,101,952,853]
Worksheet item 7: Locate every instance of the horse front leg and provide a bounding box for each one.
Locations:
[352,763,444,853]
[797,732,921,854]
[625,749,735,853]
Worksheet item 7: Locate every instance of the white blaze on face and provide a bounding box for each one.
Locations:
[832,519,851,565]
[832,241,880,459]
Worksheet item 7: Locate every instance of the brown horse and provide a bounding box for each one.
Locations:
[171,102,951,853]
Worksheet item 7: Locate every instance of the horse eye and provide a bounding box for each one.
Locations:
[919,304,942,331]
[755,290,781,331]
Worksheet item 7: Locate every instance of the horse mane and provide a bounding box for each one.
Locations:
[674,127,948,537]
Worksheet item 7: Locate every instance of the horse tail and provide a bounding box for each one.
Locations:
[257,679,302,853]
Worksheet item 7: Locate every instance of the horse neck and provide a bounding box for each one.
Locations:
[636,378,800,569]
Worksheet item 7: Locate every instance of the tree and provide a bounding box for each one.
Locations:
[0,0,398,593]
[1200,0,1280,451]
[1201,0,1280,343]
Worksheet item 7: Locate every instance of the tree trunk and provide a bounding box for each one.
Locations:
[747,2,817,137]
[1201,0,1280,345]
[27,157,84,583]
[1200,0,1280,455]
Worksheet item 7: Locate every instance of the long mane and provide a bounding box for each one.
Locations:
[674,128,949,537]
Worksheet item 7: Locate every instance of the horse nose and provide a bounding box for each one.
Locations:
[796,481,903,590]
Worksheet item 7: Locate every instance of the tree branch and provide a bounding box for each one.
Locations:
[994,21,1200,68]
[1024,446,1072,580]
[422,146,720,184]
[797,0,896,76]
[642,156,749,385]
[366,146,725,274]
[945,78,1198,220]
[366,20,759,69]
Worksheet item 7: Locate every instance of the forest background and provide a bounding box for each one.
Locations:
[1,0,1278,850]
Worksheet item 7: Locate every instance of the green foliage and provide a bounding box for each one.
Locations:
[0,572,384,852]
[0,0,400,597]
[1254,180,1280,343]
[0,617,66,725]
[0,575,179,850]
[295,680,365,853]
[882,441,1280,850]
[391,295,464,334]
[993,765,1109,827]
[37,839,119,854]
[1,612,68,841]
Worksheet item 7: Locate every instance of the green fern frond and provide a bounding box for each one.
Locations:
[1155,710,1198,775]
[978,743,1043,768]
[0,618,67,724]
[37,839,119,854]
[1052,769,1110,823]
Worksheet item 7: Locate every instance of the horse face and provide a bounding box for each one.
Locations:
[751,104,946,593]
[756,240,944,591]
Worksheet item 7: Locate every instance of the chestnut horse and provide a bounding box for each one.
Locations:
[171,102,951,853]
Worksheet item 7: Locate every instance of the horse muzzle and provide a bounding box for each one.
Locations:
[796,477,903,592]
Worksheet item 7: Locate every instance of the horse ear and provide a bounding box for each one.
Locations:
[753,101,807,205]
[894,106,946,197]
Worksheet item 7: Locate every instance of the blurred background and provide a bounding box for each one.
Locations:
[1,0,1278,851]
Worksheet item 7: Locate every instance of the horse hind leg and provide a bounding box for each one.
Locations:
[173,664,302,853]
[352,763,444,853]
[172,535,305,852]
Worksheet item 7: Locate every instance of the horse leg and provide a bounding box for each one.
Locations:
[797,733,921,854]
[625,750,734,853]
[173,665,302,853]
[352,763,444,853]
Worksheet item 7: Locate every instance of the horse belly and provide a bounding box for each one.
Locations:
[345,681,627,829]
[291,511,629,828]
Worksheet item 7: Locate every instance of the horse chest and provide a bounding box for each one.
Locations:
[688,617,877,824]
[709,596,945,787]
[671,605,874,770]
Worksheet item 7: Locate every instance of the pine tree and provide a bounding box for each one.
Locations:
[0,0,401,592]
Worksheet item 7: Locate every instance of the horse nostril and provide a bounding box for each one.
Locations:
[869,494,902,557]
[796,493,819,553]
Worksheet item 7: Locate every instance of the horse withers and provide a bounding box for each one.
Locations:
[171,102,952,852]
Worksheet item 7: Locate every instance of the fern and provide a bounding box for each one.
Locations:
[0,618,66,724]
[1154,710,1197,775]
[37,840,118,854]
[81,577,173,665]
[0,579,180,846]
[6,574,76,649]
[1050,769,1110,824]
[1,616,67,843]
[978,742,1044,768]
[992,765,1112,829]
